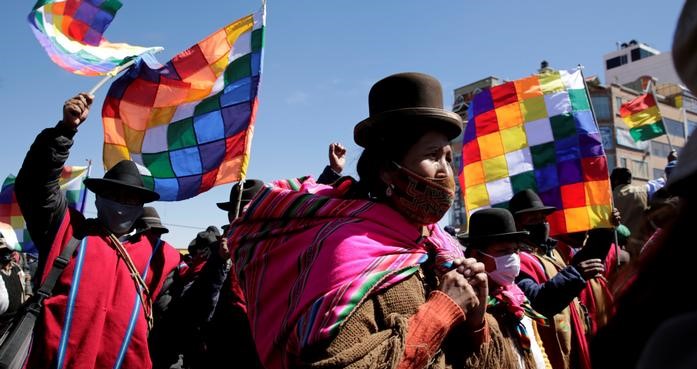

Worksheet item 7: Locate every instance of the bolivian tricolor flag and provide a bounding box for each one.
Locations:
[620,93,666,142]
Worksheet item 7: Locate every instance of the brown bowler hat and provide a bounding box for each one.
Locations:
[354,72,463,148]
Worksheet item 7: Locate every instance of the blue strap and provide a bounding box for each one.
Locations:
[55,238,88,369]
[112,239,162,369]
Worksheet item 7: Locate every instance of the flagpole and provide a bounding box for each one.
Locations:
[648,82,674,151]
[233,177,246,219]
[79,159,92,214]
[578,64,621,267]
[87,47,164,96]
[88,59,136,96]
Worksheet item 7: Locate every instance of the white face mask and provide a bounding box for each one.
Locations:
[95,196,144,236]
[480,251,521,286]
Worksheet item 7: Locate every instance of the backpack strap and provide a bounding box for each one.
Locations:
[28,237,81,313]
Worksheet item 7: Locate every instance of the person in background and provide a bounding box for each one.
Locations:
[461,208,550,369]
[510,189,610,369]
[610,168,648,259]
[0,246,26,330]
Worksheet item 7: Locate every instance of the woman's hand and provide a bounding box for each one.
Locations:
[439,269,479,316]
[453,257,488,328]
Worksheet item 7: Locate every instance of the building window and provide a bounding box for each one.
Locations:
[631,159,649,179]
[683,96,697,113]
[591,96,611,121]
[653,168,664,180]
[664,118,686,138]
[606,55,628,70]
[615,97,624,115]
[630,48,654,62]
[688,120,697,136]
[619,157,627,168]
[651,141,673,158]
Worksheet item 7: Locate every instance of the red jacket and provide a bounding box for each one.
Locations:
[15,123,181,369]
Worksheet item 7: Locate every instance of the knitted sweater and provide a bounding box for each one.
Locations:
[299,271,539,369]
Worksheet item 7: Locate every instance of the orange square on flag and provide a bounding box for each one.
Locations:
[478,132,505,160]
[496,103,524,129]
[515,76,542,100]
[564,207,590,232]
[584,180,612,206]
[463,162,485,187]
[198,29,231,64]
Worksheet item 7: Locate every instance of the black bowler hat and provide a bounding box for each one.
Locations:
[353,72,463,148]
[458,208,529,246]
[189,226,221,250]
[217,179,265,211]
[84,160,159,203]
[136,207,169,234]
[508,189,556,216]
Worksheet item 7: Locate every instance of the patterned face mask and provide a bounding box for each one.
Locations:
[387,162,455,225]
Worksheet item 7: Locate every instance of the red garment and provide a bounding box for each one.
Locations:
[556,241,616,336]
[519,252,592,369]
[26,209,181,369]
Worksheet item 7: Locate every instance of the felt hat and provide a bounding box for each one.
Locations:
[458,208,529,246]
[508,189,556,216]
[188,226,221,250]
[217,179,265,211]
[0,247,13,263]
[83,160,159,203]
[354,72,463,148]
[137,207,169,234]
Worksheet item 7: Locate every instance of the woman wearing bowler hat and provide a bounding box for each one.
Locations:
[230,73,501,369]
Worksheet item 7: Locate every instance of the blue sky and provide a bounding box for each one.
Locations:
[0,0,684,248]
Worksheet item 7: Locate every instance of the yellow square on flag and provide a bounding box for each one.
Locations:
[539,71,565,94]
[520,96,547,122]
[500,125,527,153]
[482,155,509,182]
[465,183,490,210]
[478,132,505,160]
[587,205,612,229]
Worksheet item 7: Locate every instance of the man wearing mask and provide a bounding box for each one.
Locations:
[15,93,182,369]
[509,189,604,369]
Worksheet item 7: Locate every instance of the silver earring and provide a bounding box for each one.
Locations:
[385,184,394,197]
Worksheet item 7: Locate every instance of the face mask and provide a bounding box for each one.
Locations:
[524,222,550,246]
[387,162,455,225]
[95,196,144,236]
[480,250,521,286]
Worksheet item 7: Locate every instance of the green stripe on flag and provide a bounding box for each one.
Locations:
[629,120,667,142]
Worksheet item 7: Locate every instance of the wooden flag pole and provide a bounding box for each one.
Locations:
[577,64,621,267]
[233,178,246,219]
[88,59,136,96]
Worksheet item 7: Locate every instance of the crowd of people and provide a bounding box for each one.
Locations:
[1,3,697,369]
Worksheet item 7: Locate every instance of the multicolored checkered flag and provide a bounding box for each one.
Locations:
[0,165,90,254]
[459,68,613,235]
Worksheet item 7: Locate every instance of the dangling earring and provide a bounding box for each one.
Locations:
[385,184,394,197]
